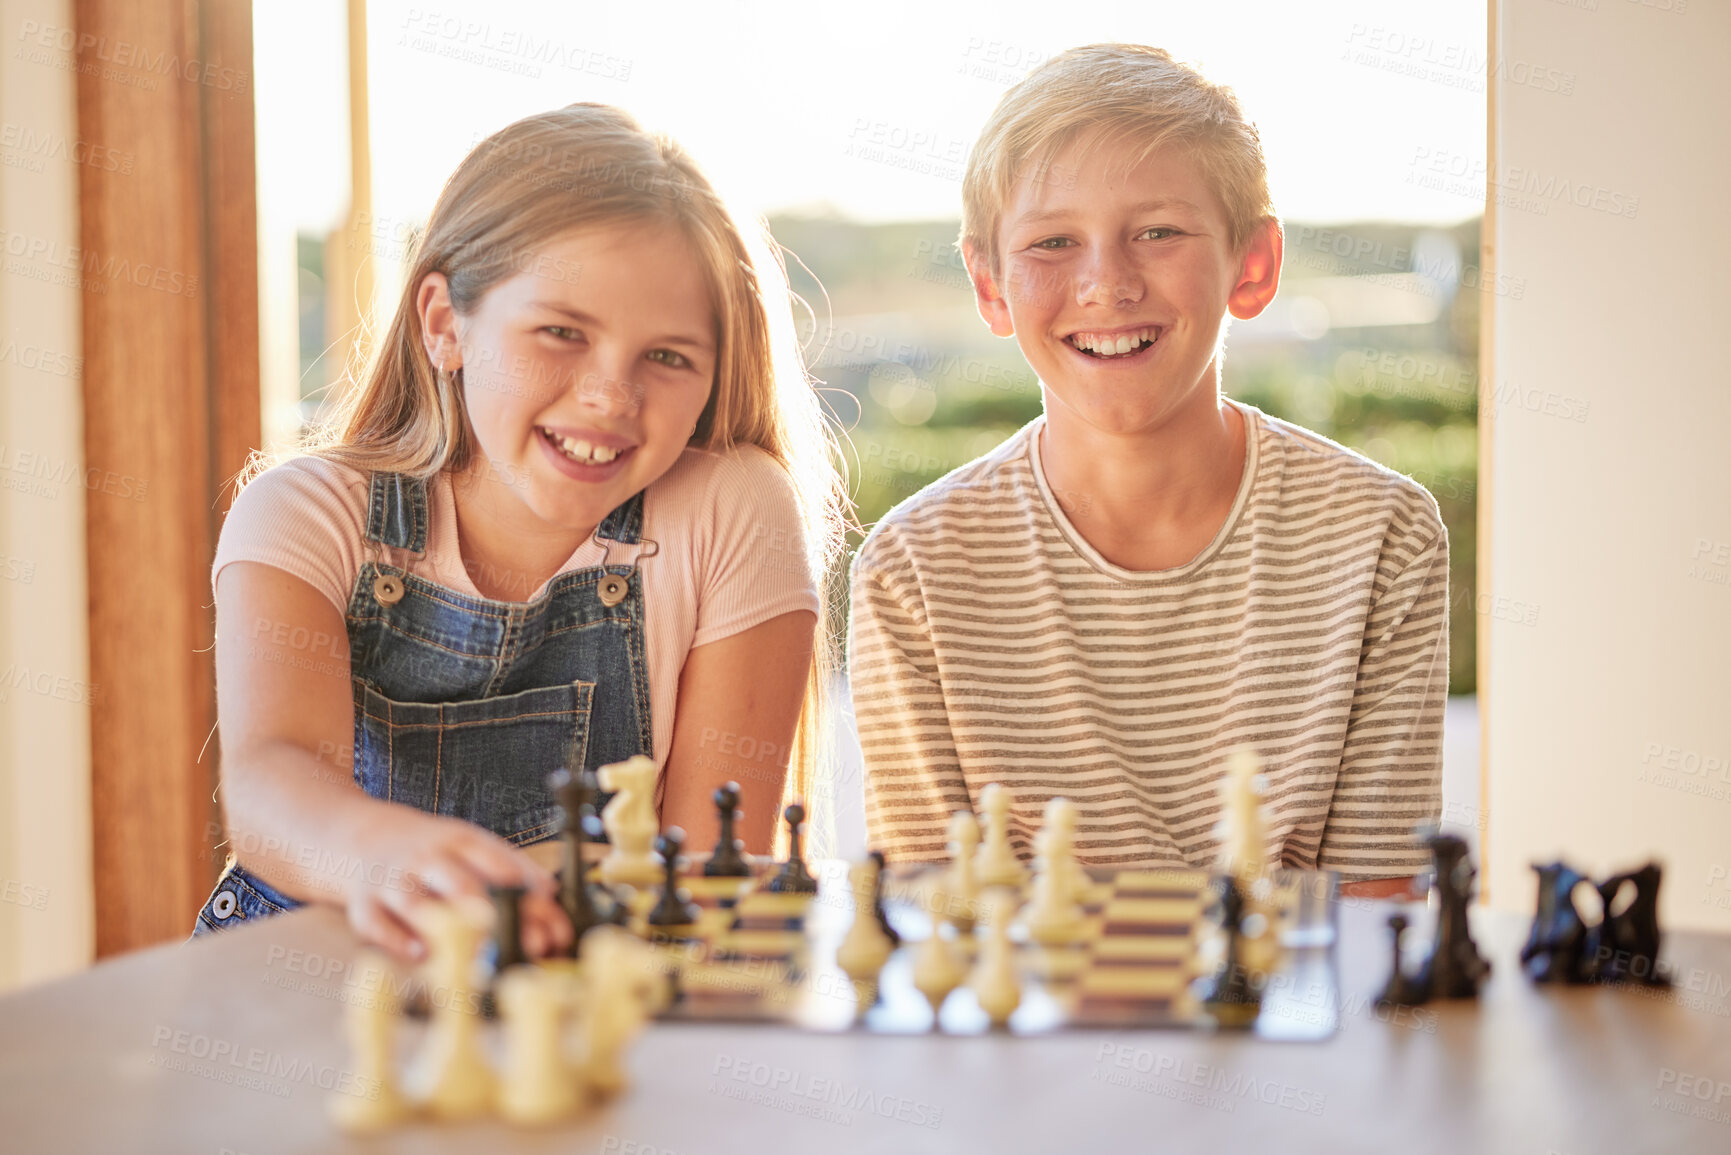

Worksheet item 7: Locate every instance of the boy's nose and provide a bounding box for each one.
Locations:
[1074,249,1144,307]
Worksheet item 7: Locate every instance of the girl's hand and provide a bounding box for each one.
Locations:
[336,802,574,966]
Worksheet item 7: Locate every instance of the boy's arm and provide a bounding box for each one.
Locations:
[848,552,969,863]
[1319,523,1451,891]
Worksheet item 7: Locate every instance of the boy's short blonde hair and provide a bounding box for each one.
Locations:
[961,43,1276,271]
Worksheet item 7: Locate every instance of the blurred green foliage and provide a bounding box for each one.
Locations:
[774,215,1481,694]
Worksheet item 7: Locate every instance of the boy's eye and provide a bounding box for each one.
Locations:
[646,348,691,369]
[543,325,582,341]
[1139,227,1180,241]
[1031,237,1073,250]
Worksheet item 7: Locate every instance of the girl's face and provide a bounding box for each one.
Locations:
[426,220,717,538]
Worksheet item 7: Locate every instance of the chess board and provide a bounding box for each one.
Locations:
[590,858,1341,1041]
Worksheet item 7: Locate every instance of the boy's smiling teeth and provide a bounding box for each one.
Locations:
[1066,327,1160,358]
[539,426,622,465]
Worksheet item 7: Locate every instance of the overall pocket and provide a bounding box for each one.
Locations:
[353,680,593,845]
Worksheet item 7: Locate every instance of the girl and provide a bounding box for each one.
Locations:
[192,104,845,962]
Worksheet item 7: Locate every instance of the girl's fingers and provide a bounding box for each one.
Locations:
[445,828,556,894]
[348,894,425,965]
[520,890,573,957]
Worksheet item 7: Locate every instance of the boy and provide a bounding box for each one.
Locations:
[848,44,1446,896]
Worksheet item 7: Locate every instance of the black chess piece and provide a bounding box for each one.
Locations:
[1376,913,1431,1006]
[548,764,626,956]
[766,803,819,894]
[648,828,701,928]
[704,782,751,877]
[1520,861,1595,984]
[1418,832,1492,999]
[1593,862,1668,987]
[489,883,529,971]
[1201,874,1262,1028]
[868,850,901,948]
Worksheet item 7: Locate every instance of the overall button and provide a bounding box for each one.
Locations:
[211,889,241,920]
[597,574,629,607]
[373,574,405,605]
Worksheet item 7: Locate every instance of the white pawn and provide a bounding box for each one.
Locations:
[598,755,663,887]
[404,901,495,1122]
[1034,796,1092,905]
[329,950,412,1134]
[974,783,1028,889]
[836,858,895,1006]
[496,965,581,1127]
[911,886,966,1020]
[969,890,1021,1027]
[574,925,667,1098]
[944,810,982,931]
[1025,800,1086,945]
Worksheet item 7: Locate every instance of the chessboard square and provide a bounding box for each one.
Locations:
[712,929,806,957]
[1022,946,1090,982]
[1102,897,1203,925]
[1079,967,1191,998]
[1091,934,1194,963]
[734,892,815,919]
[1111,870,1208,895]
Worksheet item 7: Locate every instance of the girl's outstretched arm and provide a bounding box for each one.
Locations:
[214,561,573,963]
[659,609,817,855]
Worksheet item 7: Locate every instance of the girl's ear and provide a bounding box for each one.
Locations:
[963,240,1015,339]
[417,271,462,369]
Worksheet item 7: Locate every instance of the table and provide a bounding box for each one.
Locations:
[2,895,1729,1154]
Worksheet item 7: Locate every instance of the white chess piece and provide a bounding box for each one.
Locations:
[573,925,667,1098]
[329,950,413,1134]
[404,902,495,1121]
[1034,796,1092,905]
[598,755,663,887]
[1215,747,1268,884]
[944,810,982,931]
[974,783,1028,889]
[1025,801,1086,945]
[911,885,966,1019]
[836,858,894,1006]
[495,965,581,1127]
[969,890,1021,1027]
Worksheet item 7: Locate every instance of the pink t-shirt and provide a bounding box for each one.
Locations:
[211,444,821,772]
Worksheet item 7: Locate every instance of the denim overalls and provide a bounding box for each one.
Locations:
[191,469,653,936]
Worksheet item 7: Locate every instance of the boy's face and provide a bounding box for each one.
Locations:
[967,135,1280,437]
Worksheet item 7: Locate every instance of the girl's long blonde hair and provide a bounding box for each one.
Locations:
[238,104,848,842]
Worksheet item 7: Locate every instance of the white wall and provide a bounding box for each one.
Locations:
[0,0,96,989]
[1486,0,1731,930]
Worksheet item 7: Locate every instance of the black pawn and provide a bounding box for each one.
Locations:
[704,782,751,877]
[766,803,818,894]
[549,764,625,953]
[647,828,701,927]
[1377,913,1430,1006]
[489,884,529,971]
[868,850,901,947]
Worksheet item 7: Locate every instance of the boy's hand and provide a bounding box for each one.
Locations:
[335,803,574,965]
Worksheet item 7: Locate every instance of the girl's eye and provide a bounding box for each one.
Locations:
[543,326,582,341]
[646,348,691,369]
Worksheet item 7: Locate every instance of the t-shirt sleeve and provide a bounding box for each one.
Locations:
[1316,516,1450,880]
[210,458,367,618]
[689,448,822,648]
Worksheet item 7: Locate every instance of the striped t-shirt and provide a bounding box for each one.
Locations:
[847,400,1448,882]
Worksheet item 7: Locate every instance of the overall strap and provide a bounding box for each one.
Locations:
[364,471,429,554]
[595,489,646,545]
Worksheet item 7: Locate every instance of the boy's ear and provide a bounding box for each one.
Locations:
[962,240,1015,338]
[416,271,463,369]
[1227,218,1284,321]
